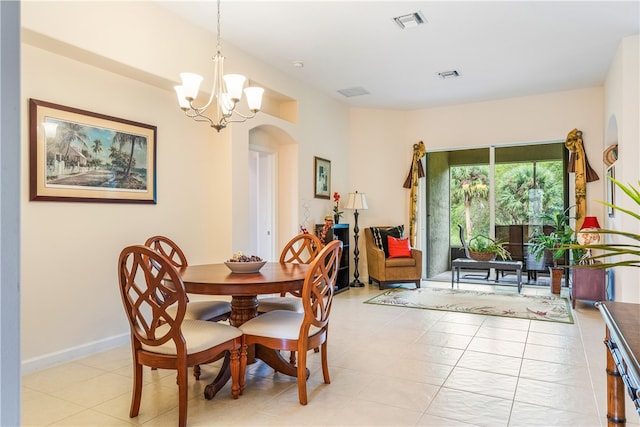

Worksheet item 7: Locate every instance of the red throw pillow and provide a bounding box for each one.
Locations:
[387,236,411,258]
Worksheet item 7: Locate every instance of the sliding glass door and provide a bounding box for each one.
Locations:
[425,142,568,279]
[493,144,568,271]
[449,149,490,245]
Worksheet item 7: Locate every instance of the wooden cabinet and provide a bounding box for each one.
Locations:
[315,223,350,293]
[332,224,350,293]
[571,267,606,308]
[597,301,640,422]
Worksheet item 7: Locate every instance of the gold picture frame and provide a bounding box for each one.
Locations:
[29,99,157,203]
[313,156,331,199]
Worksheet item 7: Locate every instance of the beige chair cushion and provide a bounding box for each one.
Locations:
[385,257,416,268]
[239,310,320,340]
[257,296,303,313]
[167,300,231,321]
[142,320,241,355]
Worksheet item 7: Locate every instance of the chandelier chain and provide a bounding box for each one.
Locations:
[216,0,222,55]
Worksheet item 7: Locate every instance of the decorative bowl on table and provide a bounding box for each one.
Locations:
[224,260,266,273]
[224,252,265,273]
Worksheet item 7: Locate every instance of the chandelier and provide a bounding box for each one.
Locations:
[174,0,264,132]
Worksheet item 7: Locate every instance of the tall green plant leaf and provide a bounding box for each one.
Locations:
[571,178,640,268]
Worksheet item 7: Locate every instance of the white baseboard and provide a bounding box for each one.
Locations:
[21,333,129,375]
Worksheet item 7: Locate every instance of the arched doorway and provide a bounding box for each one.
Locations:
[242,124,298,261]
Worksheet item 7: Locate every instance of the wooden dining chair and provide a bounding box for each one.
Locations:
[257,233,324,313]
[145,236,231,323]
[118,245,243,427]
[257,233,324,363]
[239,239,342,405]
[145,235,232,379]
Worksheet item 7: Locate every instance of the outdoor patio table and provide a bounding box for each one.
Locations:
[451,258,523,293]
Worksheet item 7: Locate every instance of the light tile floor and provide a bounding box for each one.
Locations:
[22,281,640,426]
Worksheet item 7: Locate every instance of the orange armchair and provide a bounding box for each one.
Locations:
[365,226,422,290]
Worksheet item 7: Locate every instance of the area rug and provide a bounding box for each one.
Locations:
[365,287,574,324]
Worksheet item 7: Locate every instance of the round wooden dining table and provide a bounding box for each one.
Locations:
[177,261,310,399]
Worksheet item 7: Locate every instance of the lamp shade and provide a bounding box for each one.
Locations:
[223,74,246,101]
[244,86,265,111]
[179,72,203,100]
[174,86,190,110]
[578,216,601,246]
[580,216,601,230]
[345,191,368,210]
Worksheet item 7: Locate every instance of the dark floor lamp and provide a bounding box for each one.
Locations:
[345,191,368,287]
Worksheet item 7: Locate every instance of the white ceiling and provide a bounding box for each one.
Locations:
[160,1,640,110]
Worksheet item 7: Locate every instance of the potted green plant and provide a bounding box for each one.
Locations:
[467,234,512,261]
[528,207,581,293]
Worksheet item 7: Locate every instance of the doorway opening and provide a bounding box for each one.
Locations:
[249,148,276,261]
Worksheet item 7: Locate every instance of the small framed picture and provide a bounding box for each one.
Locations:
[607,166,615,217]
[313,156,331,199]
[29,99,157,203]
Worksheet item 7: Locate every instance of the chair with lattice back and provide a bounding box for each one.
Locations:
[118,245,243,427]
[257,233,324,313]
[145,236,232,323]
[145,235,232,379]
[256,233,325,364]
[239,239,342,405]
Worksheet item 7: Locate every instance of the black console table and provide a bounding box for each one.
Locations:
[597,301,640,426]
[451,258,523,293]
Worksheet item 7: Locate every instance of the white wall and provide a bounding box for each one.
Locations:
[604,34,640,304]
[20,1,349,371]
[21,43,232,369]
[349,109,410,227]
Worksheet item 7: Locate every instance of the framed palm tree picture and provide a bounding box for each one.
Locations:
[29,99,157,203]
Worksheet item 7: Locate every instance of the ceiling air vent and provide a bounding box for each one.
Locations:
[393,12,426,29]
[437,70,461,79]
[337,87,370,98]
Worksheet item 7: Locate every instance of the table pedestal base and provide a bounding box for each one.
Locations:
[203,295,309,400]
[230,296,259,326]
[204,351,231,400]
